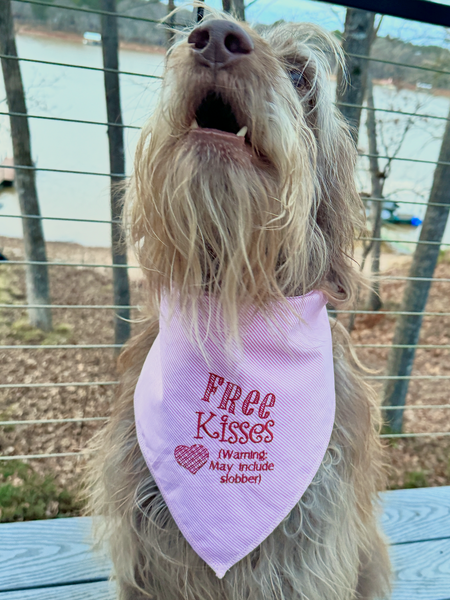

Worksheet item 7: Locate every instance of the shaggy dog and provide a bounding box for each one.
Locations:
[89,10,391,600]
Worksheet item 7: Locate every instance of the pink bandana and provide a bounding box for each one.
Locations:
[134,291,335,578]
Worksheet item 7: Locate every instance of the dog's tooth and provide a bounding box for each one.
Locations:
[236,126,248,137]
[191,120,199,129]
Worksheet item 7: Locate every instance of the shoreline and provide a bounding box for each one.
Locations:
[16,23,167,55]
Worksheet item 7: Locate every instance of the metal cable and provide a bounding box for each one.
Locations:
[2,375,449,388]
[0,343,123,349]
[381,405,450,410]
[0,381,118,388]
[0,194,446,226]
[0,304,139,309]
[13,0,186,26]
[0,417,108,425]
[2,431,450,458]
[0,111,141,130]
[373,276,450,282]
[4,227,448,249]
[361,238,450,246]
[337,102,450,122]
[380,432,450,438]
[1,342,450,350]
[0,451,91,460]
[5,272,450,285]
[2,305,450,318]
[0,214,119,224]
[2,260,140,268]
[348,52,450,78]
[355,344,450,349]
[0,54,163,79]
[4,147,450,179]
[363,197,443,208]
[1,337,448,349]
[335,310,450,316]
[358,153,450,167]
[366,375,450,380]
[2,404,450,428]
[0,163,122,177]
[2,105,448,131]
[0,199,447,223]
[3,343,449,351]
[4,250,450,270]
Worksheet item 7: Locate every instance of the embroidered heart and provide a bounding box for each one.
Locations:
[174,444,209,474]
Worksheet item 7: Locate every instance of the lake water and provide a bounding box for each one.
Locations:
[1,33,450,249]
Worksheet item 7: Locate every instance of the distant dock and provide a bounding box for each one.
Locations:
[0,158,14,188]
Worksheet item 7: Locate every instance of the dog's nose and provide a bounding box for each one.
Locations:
[188,19,254,68]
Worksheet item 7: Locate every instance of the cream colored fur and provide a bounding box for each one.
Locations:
[87,9,391,599]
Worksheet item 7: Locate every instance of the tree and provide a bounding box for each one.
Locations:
[167,0,175,47]
[382,109,450,433]
[361,80,418,314]
[336,9,375,144]
[364,80,383,312]
[222,0,245,21]
[100,0,131,346]
[0,0,52,331]
[347,79,383,335]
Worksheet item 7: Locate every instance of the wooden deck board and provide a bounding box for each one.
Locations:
[0,581,116,600]
[390,538,450,600]
[0,486,449,599]
[0,517,110,593]
[381,486,450,544]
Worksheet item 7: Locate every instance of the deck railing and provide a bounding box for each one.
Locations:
[1,0,450,465]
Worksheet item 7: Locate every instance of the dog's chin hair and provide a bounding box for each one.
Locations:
[126,102,331,337]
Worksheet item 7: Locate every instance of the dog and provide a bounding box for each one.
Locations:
[88,9,391,600]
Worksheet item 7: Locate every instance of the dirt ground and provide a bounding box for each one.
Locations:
[0,235,449,514]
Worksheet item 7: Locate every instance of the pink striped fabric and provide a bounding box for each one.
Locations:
[134,291,335,578]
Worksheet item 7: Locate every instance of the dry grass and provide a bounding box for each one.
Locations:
[0,235,449,520]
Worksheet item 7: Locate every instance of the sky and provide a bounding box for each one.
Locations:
[195,0,450,47]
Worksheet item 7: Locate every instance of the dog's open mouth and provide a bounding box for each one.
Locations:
[189,92,249,149]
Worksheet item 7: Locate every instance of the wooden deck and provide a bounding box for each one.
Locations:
[1,486,449,599]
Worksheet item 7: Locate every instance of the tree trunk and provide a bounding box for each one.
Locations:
[366,79,383,312]
[167,0,175,47]
[222,0,245,20]
[100,0,131,346]
[197,0,205,22]
[382,109,450,433]
[336,9,375,144]
[0,0,52,331]
[233,0,245,20]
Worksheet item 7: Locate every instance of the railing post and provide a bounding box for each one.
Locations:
[0,0,52,331]
[383,110,450,433]
[100,0,131,347]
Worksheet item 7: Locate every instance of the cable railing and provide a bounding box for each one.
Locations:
[0,53,163,79]
[4,150,450,177]
[3,430,450,460]
[2,103,449,132]
[2,0,450,462]
[12,0,188,26]
[0,111,142,130]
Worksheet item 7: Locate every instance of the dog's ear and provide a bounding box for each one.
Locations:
[314,108,365,308]
[262,23,365,307]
